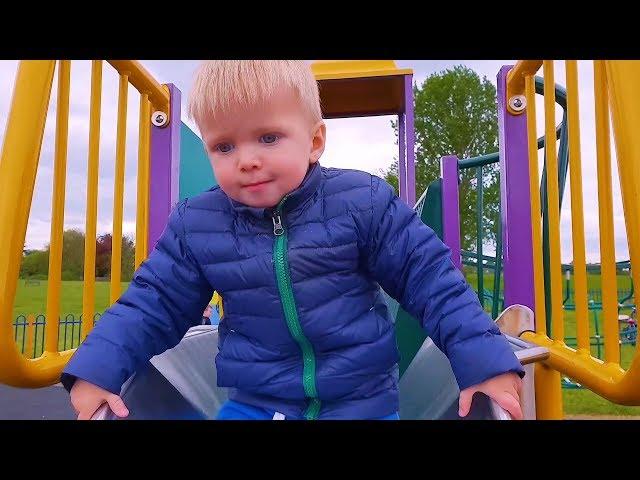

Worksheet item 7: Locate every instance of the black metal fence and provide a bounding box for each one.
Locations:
[12,313,102,358]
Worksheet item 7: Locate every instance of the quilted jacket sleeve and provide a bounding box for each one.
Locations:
[60,200,214,394]
[365,176,524,390]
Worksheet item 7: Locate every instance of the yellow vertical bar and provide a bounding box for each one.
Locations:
[594,61,619,364]
[0,61,56,384]
[135,93,151,269]
[525,75,547,336]
[543,61,564,342]
[142,99,150,261]
[534,362,564,419]
[528,72,563,419]
[81,60,103,342]
[44,60,71,355]
[143,146,149,261]
[110,74,128,305]
[606,61,640,372]
[565,60,590,353]
[606,60,640,398]
[24,315,35,359]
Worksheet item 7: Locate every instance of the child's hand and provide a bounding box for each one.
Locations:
[70,378,129,420]
[458,372,523,420]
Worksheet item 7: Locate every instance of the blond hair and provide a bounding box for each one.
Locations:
[188,60,322,126]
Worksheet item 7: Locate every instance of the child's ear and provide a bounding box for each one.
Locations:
[309,121,326,164]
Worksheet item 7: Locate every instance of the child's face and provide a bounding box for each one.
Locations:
[199,87,326,208]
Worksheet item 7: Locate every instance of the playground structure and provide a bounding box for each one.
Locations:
[441,78,638,386]
[1,59,639,419]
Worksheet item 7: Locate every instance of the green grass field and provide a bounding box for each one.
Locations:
[465,268,640,417]
[11,274,640,417]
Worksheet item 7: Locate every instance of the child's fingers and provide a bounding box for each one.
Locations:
[106,394,129,418]
[458,389,475,417]
[513,375,523,394]
[77,401,101,420]
[496,392,523,420]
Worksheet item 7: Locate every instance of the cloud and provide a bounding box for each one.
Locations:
[0,59,632,265]
[1,61,148,250]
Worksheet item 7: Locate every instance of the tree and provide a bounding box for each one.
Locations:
[20,249,49,278]
[120,235,135,281]
[384,65,500,251]
[19,230,137,281]
[19,229,85,280]
[61,229,85,280]
[95,233,136,281]
[95,233,112,278]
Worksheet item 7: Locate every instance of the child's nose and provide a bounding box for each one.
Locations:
[237,149,261,171]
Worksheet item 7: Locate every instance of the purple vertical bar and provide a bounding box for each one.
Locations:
[441,155,462,270]
[398,112,407,203]
[497,66,535,310]
[404,74,416,206]
[148,83,181,251]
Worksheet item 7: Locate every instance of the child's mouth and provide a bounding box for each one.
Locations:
[243,180,272,191]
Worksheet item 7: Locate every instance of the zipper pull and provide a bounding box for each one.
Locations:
[272,213,284,236]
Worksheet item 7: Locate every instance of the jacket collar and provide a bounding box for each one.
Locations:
[227,162,322,220]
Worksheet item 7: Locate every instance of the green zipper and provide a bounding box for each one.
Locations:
[272,196,321,420]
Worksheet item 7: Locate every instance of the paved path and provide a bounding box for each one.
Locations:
[0,383,76,420]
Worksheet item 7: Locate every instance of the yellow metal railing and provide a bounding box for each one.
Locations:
[565,61,589,353]
[81,61,103,342]
[509,60,640,409]
[0,60,167,387]
[542,61,564,345]
[135,93,151,271]
[110,73,128,305]
[594,61,620,365]
[44,60,71,356]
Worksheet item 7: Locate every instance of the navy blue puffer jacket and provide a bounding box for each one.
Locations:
[61,163,523,419]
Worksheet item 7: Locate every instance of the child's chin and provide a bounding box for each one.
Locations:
[250,202,277,208]
[239,196,279,209]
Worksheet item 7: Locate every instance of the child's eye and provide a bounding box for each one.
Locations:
[260,134,279,144]
[216,143,234,153]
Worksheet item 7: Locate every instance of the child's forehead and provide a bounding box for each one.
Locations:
[220,87,301,116]
[199,91,311,135]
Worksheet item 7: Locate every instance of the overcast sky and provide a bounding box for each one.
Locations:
[0,60,628,262]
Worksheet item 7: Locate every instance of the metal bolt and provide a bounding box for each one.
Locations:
[509,95,526,112]
[151,111,168,127]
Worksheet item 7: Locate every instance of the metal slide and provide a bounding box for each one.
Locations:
[93,309,546,420]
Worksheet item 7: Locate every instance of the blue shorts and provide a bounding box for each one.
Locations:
[216,400,399,420]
